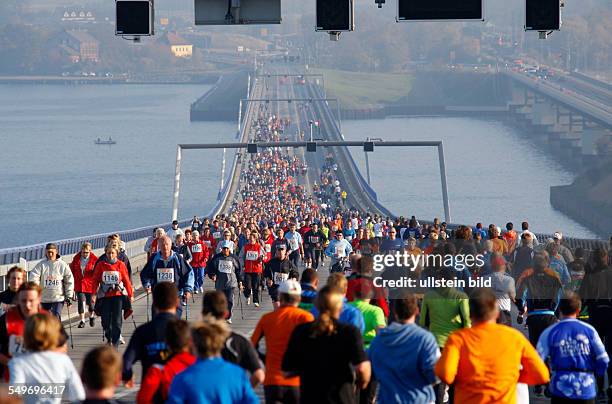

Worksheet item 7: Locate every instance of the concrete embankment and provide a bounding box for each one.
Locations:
[190,71,249,121]
[0,73,220,85]
[550,160,612,239]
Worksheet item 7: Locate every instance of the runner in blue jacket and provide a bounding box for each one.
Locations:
[537,292,610,402]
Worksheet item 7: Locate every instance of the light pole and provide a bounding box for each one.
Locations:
[309,120,314,141]
[364,137,382,186]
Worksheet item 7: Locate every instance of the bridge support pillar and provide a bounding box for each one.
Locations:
[581,127,612,168]
[531,100,556,126]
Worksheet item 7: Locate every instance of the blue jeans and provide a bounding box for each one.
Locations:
[193,267,205,290]
[42,302,64,320]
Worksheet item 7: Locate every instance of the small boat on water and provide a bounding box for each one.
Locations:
[95,137,116,145]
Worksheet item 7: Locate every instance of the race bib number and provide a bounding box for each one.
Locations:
[204,240,211,248]
[213,232,221,239]
[102,271,120,285]
[8,335,25,356]
[191,244,203,253]
[310,236,320,244]
[335,246,346,258]
[265,244,271,253]
[273,272,289,285]
[246,251,259,261]
[289,239,298,250]
[44,276,61,290]
[157,268,175,283]
[219,261,234,274]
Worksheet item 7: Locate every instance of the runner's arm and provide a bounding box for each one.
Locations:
[122,328,142,381]
[140,259,153,290]
[459,298,471,328]
[355,361,371,390]
[28,263,42,284]
[348,325,370,389]
[250,320,264,353]
[181,260,195,293]
[519,337,550,385]
[434,333,461,385]
[122,264,133,299]
[592,331,611,377]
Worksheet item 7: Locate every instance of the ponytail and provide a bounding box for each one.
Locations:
[311,286,343,337]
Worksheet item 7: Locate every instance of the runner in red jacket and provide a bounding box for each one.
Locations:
[91,245,133,348]
[69,242,98,328]
[261,229,275,264]
[201,227,217,254]
[240,232,266,307]
[188,230,210,294]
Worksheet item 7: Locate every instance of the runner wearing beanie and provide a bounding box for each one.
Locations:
[29,243,74,320]
[206,240,242,323]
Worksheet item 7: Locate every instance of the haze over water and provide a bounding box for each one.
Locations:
[344,117,598,239]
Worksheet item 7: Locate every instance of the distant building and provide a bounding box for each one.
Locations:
[60,30,100,63]
[166,32,193,58]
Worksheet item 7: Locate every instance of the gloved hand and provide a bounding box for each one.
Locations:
[64,298,72,307]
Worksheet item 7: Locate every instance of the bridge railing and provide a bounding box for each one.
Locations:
[0,218,192,267]
[309,84,389,212]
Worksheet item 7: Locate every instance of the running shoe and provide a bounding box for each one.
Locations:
[89,316,95,327]
[227,318,232,324]
[78,321,85,328]
[119,335,126,345]
[246,297,251,305]
[194,289,199,295]
[254,302,260,308]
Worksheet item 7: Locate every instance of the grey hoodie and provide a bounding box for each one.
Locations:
[30,258,74,303]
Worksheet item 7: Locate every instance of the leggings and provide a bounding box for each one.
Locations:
[76,292,94,315]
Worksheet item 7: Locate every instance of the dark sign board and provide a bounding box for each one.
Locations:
[525,0,560,31]
[116,1,153,36]
[316,0,353,31]
[397,0,483,21]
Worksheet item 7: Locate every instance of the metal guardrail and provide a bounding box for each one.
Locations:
[0,218,192,267]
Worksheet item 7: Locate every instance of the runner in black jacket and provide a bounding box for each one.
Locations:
[122,283,178,384]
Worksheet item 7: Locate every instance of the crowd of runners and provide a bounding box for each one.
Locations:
[0,110,611,404]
